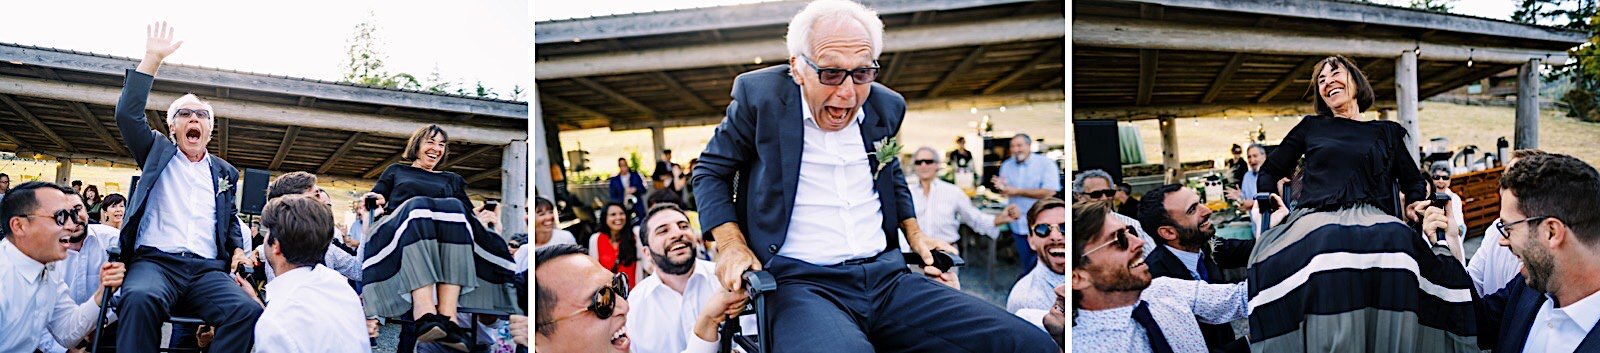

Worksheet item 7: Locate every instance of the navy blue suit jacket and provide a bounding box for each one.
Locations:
[114,69,243,262]
[692,65,914,265]
[1479,274,1600,352]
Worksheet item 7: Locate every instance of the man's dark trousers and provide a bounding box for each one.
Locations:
[117,247,261,352]
[766,250,1056,353]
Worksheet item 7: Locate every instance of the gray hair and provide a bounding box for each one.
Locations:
[785,0,885,60]
[1246,144,1267,155]
[1073,169,1115,194]
[913,146,940,164]
[165,93,215,138]
[1429,161,1452,175]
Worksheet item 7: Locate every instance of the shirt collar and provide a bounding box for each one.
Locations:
[1553,289,1600,333]
[264,265,320,305]
[1,239,47,284]
[173,149,210,165]
[798,91,865,127]
[1074,300,1138,327]
[1165,245,1202,274]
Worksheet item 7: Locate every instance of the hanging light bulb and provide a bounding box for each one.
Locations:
[1274,116,1281,122]
[1192,118,1199,126]
[1000,106,1007,112]
[1467,48,1475,68]
[970,107,978,114]
[1247,117,1254,122]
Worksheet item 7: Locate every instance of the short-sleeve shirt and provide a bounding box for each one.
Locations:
[999,154,1062,234]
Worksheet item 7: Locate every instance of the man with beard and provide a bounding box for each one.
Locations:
[1137,184,1254,353]
[1455,153,1600,352]
[1071,200,1248,353]
[1007,198,1065,314]
[625,203,754,353]
[535,243,745,353]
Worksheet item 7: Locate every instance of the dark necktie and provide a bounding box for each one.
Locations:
[1196,253,1211,283]
[1132,301,1175,353]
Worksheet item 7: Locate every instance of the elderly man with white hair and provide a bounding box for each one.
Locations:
[691,1,1057,351]
[1074,169,1156,259]
[908,146,1020,253]
[111,22,259,351]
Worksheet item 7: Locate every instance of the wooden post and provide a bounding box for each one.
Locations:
[1516,58,1541,149]
[501,140,528,238]
[54,158,71,186]
[1395,50,1421,168]
[651,124,667,172]
[1159,115,1179,181]
[532,90,554,201]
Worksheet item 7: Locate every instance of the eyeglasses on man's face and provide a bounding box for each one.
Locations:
[800,55,879,86]
[536,273,629,329]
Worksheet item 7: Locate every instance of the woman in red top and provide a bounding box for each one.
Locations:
[589,202,641,287]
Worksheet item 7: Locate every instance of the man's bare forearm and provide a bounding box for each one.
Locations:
[1015,188,1056,199]
[711,223,748,252]
[136,53,164,76]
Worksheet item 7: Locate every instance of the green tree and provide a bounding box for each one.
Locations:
[340,14,524,100]
[1410,0,1456,13]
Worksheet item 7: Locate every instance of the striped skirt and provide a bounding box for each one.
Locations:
[1246,205,1478,352]
[361,197,522,318]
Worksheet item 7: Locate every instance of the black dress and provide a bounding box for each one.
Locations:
[1255,115,1428,217]
[372,163,474,215]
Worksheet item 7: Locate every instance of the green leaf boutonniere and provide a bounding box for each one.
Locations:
[217,177,232,196]
[871,136,902,180]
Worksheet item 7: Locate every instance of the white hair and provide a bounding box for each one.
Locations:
[1072,169,1115,194]
[913,146,941,164]
[785,0,885,61]
[165,93,215,136]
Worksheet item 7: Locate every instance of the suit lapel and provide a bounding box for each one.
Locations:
[1504,290,1547,353]
[1576,321,1600,352]
[208,156,229,257]
[778,75,804,220]
[1148,245,1196,281]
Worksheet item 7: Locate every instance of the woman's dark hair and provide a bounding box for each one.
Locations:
[403,124,450,166]
[601,202,638,267]
[1308,55,1375,116]
[83,185,102,205]
[101,193,126,210]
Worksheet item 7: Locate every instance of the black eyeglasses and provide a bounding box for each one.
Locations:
[1083,189,1116,199]
[913,159,937,166]
[1433,175,1451,181]
[1032,223,1065,238]
[800,55,879,86]
[20,208,85,228]
[537,273,629,329]
[1080,225,1136,259]
[175,108,212,120]
[1499,216,1553,235]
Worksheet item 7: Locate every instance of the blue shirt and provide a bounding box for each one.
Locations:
[1241,169,1258,201]
[999,154,1062,234]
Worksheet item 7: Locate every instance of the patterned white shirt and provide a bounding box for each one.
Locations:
[1072,277,1249,353]
[1007,260,1064,314]
[909,178,1000,244]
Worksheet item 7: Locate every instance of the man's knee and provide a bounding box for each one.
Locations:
[223,300,264,324]
[119,287,173,316]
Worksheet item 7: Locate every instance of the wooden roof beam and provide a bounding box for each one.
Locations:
[925,45,988,98]
[982,42,1063,95]
[438,145,497,171]
[1137,49,1158,105]
[1257,57,1318,103]
[465,167,502,184]
[364,151,407,179]
[649,72,716,114]
[0,94,78,153]
[317,132,366,174]
[268,126,300,170]
[1201,53,1247,104]
[571,77,660,118]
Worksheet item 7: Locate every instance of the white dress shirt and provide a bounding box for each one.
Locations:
[1165,245,1204,281]
[58,224,119,304]
[138,150,219,258]
[1114,212,1157,258]
[1469,219,1523,295]
[254,265,371,353]
[780,95,885,266]
[909,178,1000,244]
[1523,289,1600,353]
[1072,277,1250,353]
[0,239,103,352]
[626,260,753,353]
[1008,260,1065,314]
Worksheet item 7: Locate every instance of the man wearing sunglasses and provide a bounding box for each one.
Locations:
[1074,169,1157,259]
[908,147,1019,262]
[112,21,258,352]
[692,1,1054,351]
[1136,184,1255,353]
[1007,198,1065,316]
[1439,153,1600,352]
[0,182,126,352]
[535,243,745,352]
[1071,200,1249,353]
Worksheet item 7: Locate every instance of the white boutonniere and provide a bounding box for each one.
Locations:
[217,177,232,196]
[871,136,902,180]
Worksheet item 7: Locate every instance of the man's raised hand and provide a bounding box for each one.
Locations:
[137,21,183,75]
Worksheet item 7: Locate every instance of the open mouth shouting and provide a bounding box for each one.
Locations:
[184,125,204,146]
[611,326,630,351]
[1323,81,1346,100]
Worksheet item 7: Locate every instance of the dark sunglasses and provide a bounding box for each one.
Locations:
[20,208,85,228]
[1433,175,1451,181]
[1031,223,1065,238]
[800,55,879,86]
[537,273,629,328]
[1080,225,1136,259]
[1083,189,1117,199]
[913,159,937,166]
[175,108,212,119]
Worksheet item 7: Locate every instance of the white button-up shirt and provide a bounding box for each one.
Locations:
[1007,260,1065,314]
[781,96,886,266]
[626,260,751,353]
[1523,290,1600,353]
[1072,277,1250,353]
[909,178,1000,244]
[138,150,219,258]
[1468,219,1523,295]
[254,265,371,353]
[58,224,119,304]
[0,239,102,352]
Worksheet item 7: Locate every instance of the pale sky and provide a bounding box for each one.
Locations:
[534,0,774,21]
[0,0,529,99]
